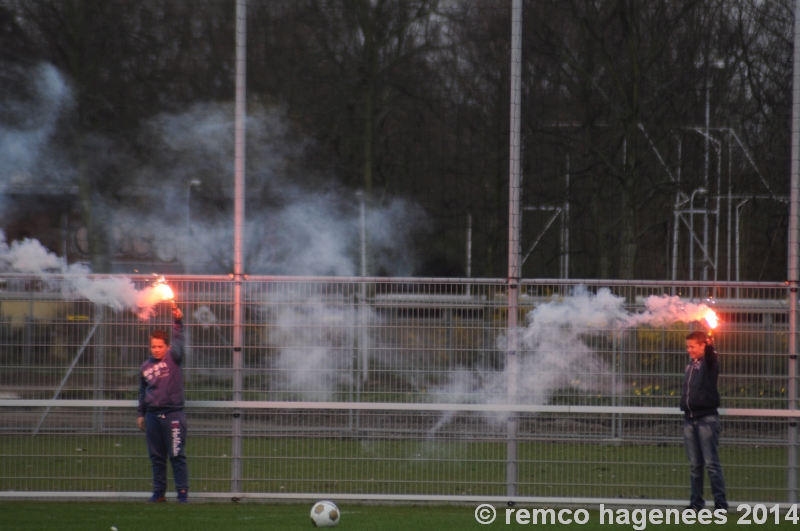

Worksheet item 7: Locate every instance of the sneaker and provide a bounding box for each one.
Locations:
[147,492,166,503]
[715,505,729,513]
[177,490,189,504]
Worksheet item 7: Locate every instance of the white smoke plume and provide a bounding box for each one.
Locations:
[0,63,71,184]
[267,298,359,401]
[1,63,425,278]
[428,287,621,428]
[625,294,718,328]
[429,287,718,431]
[0,232,174,319]
[137,102,425,276]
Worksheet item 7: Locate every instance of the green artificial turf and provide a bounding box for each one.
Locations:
[0,435,788,502]
[4,502,800,531]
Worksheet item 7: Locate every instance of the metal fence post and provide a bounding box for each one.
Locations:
[507,0,523,500]
[359,193,369,387]
[788,0,800,505]
[93,304,105,432]
[231,0,247,498]
[612,329,619,439]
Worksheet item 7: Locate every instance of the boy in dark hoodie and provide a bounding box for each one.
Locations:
[137,305,189,503]
[681,330,727,512]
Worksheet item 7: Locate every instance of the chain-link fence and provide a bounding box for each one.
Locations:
[0,275,795,504]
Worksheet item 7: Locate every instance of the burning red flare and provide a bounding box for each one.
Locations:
[153,278,174,302]
[703,308,718,330]
[149,276,176,308]
[134,276,177,320]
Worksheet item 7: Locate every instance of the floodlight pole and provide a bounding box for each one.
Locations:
[703,80,710,281]
[671,136,682,288]
[231,0,246,497]
[562,154,569,279]
[507,0,522,501]
[787,0,800,504]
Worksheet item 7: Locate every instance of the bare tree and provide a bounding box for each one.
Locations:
[10,0,235,271]
[525,0,704,279]
[253,0,443,195]
[729,0,793,279]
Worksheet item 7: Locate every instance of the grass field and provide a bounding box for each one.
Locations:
[0,435,788,501]
[5,502,800,531]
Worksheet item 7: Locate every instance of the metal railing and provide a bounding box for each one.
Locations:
[0,275,794,504]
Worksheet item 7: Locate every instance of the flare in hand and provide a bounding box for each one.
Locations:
[153,276,175,308]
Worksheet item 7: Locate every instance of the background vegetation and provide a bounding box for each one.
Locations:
[0,0,793,280]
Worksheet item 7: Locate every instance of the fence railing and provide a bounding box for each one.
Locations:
[0,276,794,504]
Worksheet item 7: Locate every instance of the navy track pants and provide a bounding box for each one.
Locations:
[145,410,189,494]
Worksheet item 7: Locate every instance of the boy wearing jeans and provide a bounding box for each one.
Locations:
[681,330,727,512]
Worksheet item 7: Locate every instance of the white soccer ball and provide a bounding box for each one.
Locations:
[310,500,340,527]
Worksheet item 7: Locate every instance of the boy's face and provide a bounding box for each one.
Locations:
[150,338,168,360]
[685,339,706,361]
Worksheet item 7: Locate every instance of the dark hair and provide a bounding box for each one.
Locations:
[685,331,708,343]
[150,329,170,345]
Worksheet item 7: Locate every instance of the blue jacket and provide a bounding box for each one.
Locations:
[680,341,720,419]
[138,318,185,416]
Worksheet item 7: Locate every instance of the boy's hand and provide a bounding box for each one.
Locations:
[137,417,145,431]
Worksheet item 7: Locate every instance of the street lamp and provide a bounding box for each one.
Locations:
[689,187,708,280]
[186,179,201,273]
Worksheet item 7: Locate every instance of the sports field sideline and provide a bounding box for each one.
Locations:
[5,502,800,531]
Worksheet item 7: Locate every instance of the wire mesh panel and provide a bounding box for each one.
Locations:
[0,275,795,503]
[514,414,787,502]
[235,409,507,496]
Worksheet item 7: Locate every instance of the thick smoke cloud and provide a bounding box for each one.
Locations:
[1,62,425,277]
[0,63,72,189]
[428,287,716,430]
[0,232,170,318]
[139,102,425,276]
[264,286,718,424]
[267,298,359,401]
[0,64,717,411]
[625,294,718,328]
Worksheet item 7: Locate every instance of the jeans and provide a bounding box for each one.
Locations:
[683,414,727,509]
[145,410,189,494]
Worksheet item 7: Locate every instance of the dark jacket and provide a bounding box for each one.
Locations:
[138,317,185,416]
[680,341,720,419]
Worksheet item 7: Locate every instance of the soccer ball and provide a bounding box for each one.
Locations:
[310,500,340,527]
